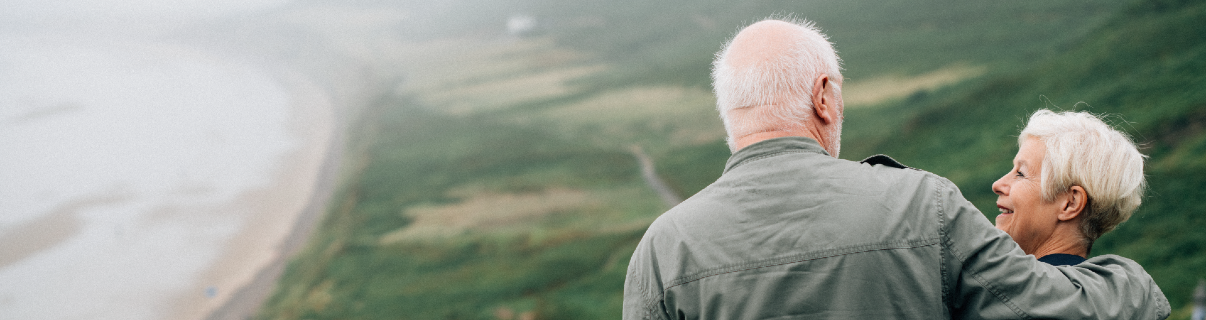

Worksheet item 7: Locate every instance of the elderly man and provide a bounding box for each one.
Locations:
[622,18,1169,319]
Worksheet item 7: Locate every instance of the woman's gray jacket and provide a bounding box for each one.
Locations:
[622,137,1169,319]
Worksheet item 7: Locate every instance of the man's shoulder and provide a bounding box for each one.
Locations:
[844,154,946,187]
[859,154,911,169]
[853,154,953,186]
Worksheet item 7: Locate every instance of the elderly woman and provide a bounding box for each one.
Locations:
[991,109,1146,266]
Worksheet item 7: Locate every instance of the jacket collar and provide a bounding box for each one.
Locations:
[723,136,829,174]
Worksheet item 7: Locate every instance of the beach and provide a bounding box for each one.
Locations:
[174,62,341,320]
[0,27,343,319]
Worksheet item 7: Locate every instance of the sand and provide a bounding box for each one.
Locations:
[161,65,342,320]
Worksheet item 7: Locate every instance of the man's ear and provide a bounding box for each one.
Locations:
[811,74,836,125]
[1058,186,1088,221]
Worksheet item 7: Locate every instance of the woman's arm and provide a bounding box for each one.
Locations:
[935,176,1170,319]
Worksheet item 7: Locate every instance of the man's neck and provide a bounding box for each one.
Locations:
[733,130,820,152]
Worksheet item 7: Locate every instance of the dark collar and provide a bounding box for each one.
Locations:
[859,154,910,169]
[723,137,829,174]
[1038,253,1087,266]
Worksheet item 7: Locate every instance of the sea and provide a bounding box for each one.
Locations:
[0,1,311,319]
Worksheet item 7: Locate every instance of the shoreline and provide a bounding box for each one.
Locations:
[0,9,376,319]
[173,64,347,320]
[0,32,348,319]
[169,11,388,317]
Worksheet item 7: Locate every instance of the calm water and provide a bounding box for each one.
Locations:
[0,3,304,318]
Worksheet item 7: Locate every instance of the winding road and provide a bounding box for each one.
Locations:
[630,145,683,207]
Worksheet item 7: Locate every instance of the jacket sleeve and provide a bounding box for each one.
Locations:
[623,232,670,320]
[934,177,1170,319]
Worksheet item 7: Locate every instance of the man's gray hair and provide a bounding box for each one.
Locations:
[1020,109,1147,244]
[711,18,843,149]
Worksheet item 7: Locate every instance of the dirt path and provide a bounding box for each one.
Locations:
[630,145,682,207]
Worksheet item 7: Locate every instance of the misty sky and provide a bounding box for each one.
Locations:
[0,0,291,26]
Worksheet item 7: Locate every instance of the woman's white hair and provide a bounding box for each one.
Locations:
[711,18,843,151]
[1020,109,1147,244]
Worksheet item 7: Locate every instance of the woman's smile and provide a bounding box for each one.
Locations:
[991,137,1064,254]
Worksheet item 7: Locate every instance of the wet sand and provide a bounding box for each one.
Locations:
[164,66,342,320]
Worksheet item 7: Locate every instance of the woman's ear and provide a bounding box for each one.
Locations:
[1058,186,1088,221]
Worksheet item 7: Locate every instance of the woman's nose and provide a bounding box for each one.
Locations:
[992,175,1008,196]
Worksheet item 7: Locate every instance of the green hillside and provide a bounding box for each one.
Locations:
[256,0,1205,318]
[845,1,1206,317]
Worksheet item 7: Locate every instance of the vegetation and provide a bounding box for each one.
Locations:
[257,0,1206,318]
[841,2,1206,317]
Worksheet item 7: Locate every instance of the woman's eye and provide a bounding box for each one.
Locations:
[1015,171,1025,178]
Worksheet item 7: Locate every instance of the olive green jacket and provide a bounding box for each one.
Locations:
[623,137,1169,319]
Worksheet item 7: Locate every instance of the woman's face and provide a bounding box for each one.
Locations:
[991,137,1064,254]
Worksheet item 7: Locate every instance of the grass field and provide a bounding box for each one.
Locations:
[255,0,1206,318]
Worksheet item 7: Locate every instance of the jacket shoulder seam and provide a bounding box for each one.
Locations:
[936,174,950,307]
